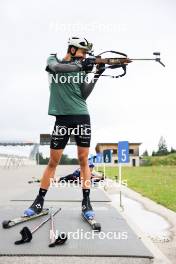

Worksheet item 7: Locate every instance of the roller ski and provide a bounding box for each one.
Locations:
[2,194,46,229]
[2,208,49,229]
[14,208,67,246]
[81,198,101,232]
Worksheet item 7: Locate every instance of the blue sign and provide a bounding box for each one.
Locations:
[118,141,129,164]
[95,153,103,163]
[103,149,112,163]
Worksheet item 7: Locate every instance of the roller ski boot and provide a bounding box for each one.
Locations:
[81,198,101,232]
[24,195,44,217]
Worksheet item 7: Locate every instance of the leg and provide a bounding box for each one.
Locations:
[78,146,95,219]
[24,149,63,216]
[74,116,91,188]
[40,148,63,189]
[24,117,70,216]
[77,146,90,189]
[41,117,70,189]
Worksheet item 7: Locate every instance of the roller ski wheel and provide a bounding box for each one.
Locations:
[81,198,101,232]
[82,212,101,232]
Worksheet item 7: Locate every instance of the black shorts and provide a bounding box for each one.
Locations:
[50,115,91,149]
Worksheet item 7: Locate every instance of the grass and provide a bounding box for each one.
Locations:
[98,165,176,212]
[142,153,176,166]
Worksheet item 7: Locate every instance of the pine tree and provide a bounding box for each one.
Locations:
[170,147,176,154]
[156,136,168,156]
[152,151,156,156]
[143,150,149,156]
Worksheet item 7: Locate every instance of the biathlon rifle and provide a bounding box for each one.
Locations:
[88,51,165,78]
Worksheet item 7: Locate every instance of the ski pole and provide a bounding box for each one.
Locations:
[48,207,67,247]
[15,208,61,245]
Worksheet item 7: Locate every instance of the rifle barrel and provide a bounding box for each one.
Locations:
[130,58,156,61]
[130,58,165,67]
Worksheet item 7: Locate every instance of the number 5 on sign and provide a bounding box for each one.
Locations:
[118,141,129,164]
[117,141,129,210]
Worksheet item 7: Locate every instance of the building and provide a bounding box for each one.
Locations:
[95,142,141,167]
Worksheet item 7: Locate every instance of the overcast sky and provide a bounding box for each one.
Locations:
[0,0,175,157]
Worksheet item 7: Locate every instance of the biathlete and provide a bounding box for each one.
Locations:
[24,37,105,220]
[59,163,104,184]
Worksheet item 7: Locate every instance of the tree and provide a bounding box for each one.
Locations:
[142,150,149,156]
[170,147,176,154]
[36,153,79,165]
[36,153,49,165]
[60,154,79,165]
[152,151,156,156]
[156,136,168,156]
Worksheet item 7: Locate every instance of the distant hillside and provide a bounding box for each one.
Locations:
[142,153,176,166]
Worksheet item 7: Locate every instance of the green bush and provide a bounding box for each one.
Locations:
[36,153,79,165]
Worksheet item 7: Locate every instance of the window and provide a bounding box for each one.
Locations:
[129,149,134,154]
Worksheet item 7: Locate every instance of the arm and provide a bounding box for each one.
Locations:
[80,63,105,100]
[80,77,99,100]
[46,56,82,73]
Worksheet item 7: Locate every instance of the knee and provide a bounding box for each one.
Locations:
[78,153,88,167]
[48,158,58,169]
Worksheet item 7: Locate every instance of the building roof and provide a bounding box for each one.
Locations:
[95,142,142,153]
[96,142,142,146]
